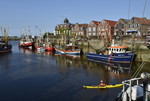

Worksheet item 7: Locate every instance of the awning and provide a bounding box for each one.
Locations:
[126,30,138,33]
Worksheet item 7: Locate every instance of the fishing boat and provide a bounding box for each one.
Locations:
[19,40,33,48]
[83,84,123,89]
[34,43,54,51]
[0,40,12,53]
[19,35,33,48]
[44,46,54,51]
[34,44,45,52]
[55,43,81,55]
[86,45,134,63]
[0,27,12,53]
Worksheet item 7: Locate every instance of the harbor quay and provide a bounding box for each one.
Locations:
[44,36,150,62]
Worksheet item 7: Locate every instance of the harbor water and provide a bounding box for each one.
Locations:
[0,41,150,101]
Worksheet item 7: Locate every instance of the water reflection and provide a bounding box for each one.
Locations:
[55,53,81,67]
[87,58,131,75]
[0,53,11,75]
[19,47,33,54]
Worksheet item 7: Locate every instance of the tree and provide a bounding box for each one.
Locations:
[43,32,51,39]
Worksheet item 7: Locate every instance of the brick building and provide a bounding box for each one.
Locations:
[87,21,101,39]
[99,19,117,43]
[72,23,88,39]
[114,18,130,37]
[126,17,150,37]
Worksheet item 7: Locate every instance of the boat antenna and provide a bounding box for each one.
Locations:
[128,0,130,19]
[142,0,147,18]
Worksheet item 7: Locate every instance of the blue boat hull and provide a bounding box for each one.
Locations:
[86,52,134,63]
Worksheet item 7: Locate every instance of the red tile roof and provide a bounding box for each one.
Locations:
[78,24,88,27]
[92,21,101,26]
[104,20,117,27]
[133,17,150,25]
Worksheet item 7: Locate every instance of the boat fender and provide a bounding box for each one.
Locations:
[122,92,128,101]
[126,85,143,100]
[147,84,150,92]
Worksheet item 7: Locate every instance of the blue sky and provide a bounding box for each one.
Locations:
[0,0,150,36]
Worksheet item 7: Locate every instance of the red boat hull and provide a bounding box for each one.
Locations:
[34,45,54,51]
[44,47,54,51]
[19,42,33,47]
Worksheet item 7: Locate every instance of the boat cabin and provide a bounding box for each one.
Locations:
[0,41,5,45]
[107,46,127,54]
[146,36,150,49]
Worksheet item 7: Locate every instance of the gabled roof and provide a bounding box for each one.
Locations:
[104,20,117,27]
[92,21,101,26]
[89,21,101,26]
[121,19,130,23]
[133,17,150,25]
[78,24,88,27]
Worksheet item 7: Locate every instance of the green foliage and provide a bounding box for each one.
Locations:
[43,32,51,39]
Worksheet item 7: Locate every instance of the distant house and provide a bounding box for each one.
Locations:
[55,18,75,44]
[87,21,101,39]
[126,17,150,37]
[72,23,88,39]
[114,18,130,38]
[55,18,74,38]
[99,19,117,43]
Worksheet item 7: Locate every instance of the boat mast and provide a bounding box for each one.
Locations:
[1,27,9,44]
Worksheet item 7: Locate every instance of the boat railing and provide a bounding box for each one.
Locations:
[122,77,142,92]
[121,72,150,101]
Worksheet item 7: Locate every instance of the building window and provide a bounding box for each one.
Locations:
[132,24,134,28]
[93,27,96,31]
[122,24,124,28]
[122,31,124,35]
[89,27,91,31]
[128,24,130,28]
[116,24,118,29]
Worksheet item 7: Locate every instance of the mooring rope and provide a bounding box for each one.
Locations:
[131,55,149,79]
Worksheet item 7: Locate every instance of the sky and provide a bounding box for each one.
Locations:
[0,0,150,36]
